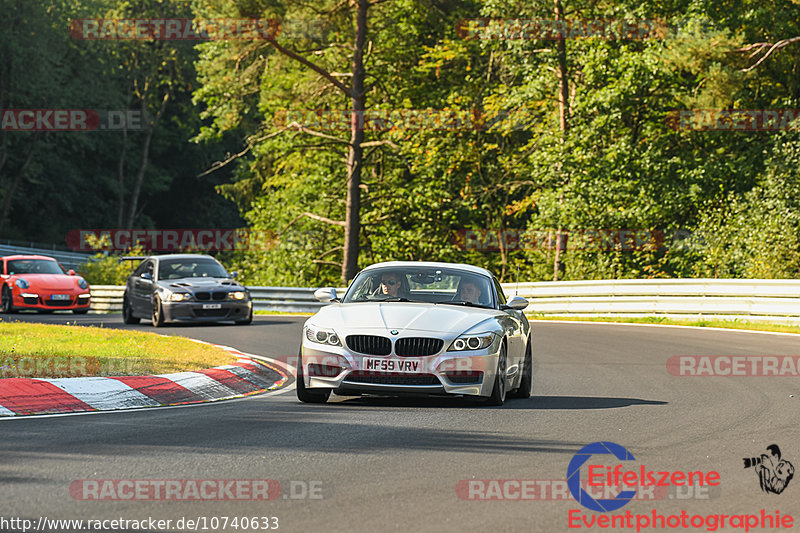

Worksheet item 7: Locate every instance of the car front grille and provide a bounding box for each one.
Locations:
[212,292,227,301]
[395,337,444,356]
[194,309,228,318]
[344,372,441,386]
[345,335,392,356]
[195,292,210,301]
[45,299,74,307]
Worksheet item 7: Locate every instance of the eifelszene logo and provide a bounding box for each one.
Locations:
[744,444,794,495]
[567,441,721,512]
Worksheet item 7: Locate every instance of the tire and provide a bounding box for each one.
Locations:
[1,286,16,314]
[509,340,532,399]
[296,348,330,404]
[235,306,253,325]
[485,342,508,406]
[151,296,165,327]
[72,309,89,315]
[122,294,140,324]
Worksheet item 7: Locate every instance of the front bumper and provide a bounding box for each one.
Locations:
[11,289,90,311]
[300,337,503,398]
[160,300,252,322]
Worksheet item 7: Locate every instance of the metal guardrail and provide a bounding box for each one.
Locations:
[88,286,346,314]
[506,279,800,323]
[89,280,800,323]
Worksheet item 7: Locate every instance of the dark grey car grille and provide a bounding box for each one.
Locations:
[395,337,444,357]
[345,335,392,356]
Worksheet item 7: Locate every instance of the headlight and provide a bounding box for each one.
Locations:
[305,326,341,347]
[160,289,191,302]
[229,291,247,300]
[15,279,29,289]
[77,278,89,290]
[447,333,495,351]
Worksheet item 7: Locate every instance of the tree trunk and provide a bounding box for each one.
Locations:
[553,0,569,281]
[125,92,169,230]
[341,0,368,283]
[117,125,128,228]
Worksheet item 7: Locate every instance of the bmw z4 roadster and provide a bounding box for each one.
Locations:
[297,261,532,406]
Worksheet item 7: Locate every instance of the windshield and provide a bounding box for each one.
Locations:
[157,258,229,280]
[6,259,65,275]
[343,267,494,307]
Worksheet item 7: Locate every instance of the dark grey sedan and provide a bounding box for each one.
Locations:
[122,254,252,327]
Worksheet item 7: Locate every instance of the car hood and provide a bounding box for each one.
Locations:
[310,302,500,334]
[157,278,244,291]
[18,274,77,290]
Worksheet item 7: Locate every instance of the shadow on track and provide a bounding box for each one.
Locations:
[328,394,666,410]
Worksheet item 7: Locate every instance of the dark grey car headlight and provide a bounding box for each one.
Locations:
[229,291,248,300]
[159,288,192,302]
[447,333,495,351]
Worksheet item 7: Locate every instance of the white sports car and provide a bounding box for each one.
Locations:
[297,261,532,405]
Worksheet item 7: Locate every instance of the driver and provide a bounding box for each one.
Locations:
[459,279,483,304]
[379,272,402,298]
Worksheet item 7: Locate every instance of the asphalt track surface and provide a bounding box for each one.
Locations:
[2,312,800,532]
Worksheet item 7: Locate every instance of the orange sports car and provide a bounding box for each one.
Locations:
[0,255,91,314]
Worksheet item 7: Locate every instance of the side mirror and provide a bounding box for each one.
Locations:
[503,295,529,311]
[141,272,153,281]
[230,271,238,279]
[314,287,338,302]
[68,269,76,276]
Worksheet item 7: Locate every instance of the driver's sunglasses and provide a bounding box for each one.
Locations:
[381,279,399,286]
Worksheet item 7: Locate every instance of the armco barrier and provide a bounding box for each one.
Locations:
[87,280,800,322]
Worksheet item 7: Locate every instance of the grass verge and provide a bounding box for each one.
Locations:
[527,315,800,335]
[0,322,236,378]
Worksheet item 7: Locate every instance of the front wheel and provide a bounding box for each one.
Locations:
[1,286,15,314]
[151,296,165,327]
[296,349,330,404]
[122,294,140,324]
[485,343,508,406]
[509,341,532,399]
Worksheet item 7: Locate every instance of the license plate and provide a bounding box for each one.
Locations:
[202,303,222,309]
[51,294,70,301]
[362,357,424,373]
